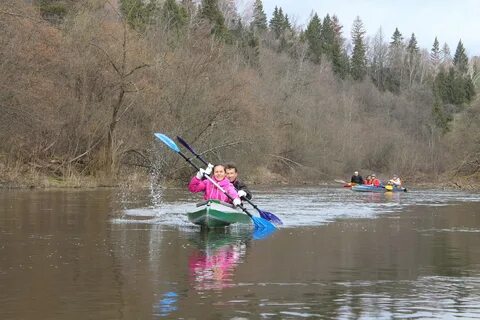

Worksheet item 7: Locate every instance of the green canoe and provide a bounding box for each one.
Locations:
[187,200,252,228]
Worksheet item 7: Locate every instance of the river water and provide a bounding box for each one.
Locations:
[1,186,480,319]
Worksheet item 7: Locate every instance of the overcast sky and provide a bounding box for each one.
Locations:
[260,0,480,56]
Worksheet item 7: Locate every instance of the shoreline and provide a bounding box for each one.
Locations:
[1,177,479,192]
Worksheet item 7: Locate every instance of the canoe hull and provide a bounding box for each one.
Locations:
[351,185,407,193]
[188,200,252,228]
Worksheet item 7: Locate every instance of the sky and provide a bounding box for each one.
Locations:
[260,0,480,56]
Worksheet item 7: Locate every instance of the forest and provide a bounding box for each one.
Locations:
[1,0,479,188]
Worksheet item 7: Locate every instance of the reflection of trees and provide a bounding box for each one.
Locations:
[188,229,251,291]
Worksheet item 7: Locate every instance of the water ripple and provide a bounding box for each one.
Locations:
[115,186,480,228]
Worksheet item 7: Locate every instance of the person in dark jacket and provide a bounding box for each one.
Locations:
[351,171,364,184]
[225,164,252,200]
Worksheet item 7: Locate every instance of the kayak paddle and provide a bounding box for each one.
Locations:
[154,133,276,232]
[176,135,283,225]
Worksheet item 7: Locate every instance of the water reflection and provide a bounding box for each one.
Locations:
[360,192,401,203]
[153,291,178,317]
[188,229,251,291]
[2,188,480,319]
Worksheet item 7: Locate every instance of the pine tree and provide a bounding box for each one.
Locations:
[120,0,157,31]
[453,40,469,74]
[269,6,283,38]
[432,94,450,134]
[390,27,403,47]
[430,37,441,69]
[36,0,70,22]
[279,11,294,52]
[331,15,348,78]
[251,0,267,34]
[163,0,188,32]
[320,14,334,61]
[434,66,476,106]
[283,14,292,32]
[386,27,405,92]
[406,33,418,55]
[350,16,367,81]
[405,33,420,86]
[201,0,228,39]
[464,76,475,102]
[305,13,322,64]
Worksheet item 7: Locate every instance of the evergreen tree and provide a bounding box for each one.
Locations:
[406,33,419,55]
[201,0,228,39]
[269,6,283,38]
[464,76,476,102]
[163,0,188,32]
[269,6,293,52]
[278,11,294,52]
[305,13,322,64]
[251,0,267,34]
[453,40,469,74]
[320,14,335,61]
[432,94,451,134]
[350,16,367,81]
[120,0,157,31]
[390,27,403,47]
[386,27,405,92]
[405,33,420,86]
[430,37,441,69]
[331,15,348,78]
[434,66,476,106]
[36,0,70,22]
[434,68,449,104]
[283,14,292,32]
[232,19,260,67]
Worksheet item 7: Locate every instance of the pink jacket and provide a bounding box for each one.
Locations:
[188,176,239,203]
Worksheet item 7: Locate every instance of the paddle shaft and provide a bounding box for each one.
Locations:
[176,136,208,167]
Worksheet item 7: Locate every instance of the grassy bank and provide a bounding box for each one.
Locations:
[1,166,479,192]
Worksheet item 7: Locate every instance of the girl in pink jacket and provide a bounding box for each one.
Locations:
[188,164,241,205]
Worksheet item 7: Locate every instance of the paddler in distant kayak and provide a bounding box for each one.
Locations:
[351,171,364,185]
[389,174,402,187]
[188,164,242,206]
[370,174,381,187]
[364,175,372,185]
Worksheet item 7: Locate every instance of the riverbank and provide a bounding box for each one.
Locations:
[2,168,479,192]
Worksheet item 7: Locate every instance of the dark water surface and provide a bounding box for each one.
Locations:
[1,186,480,319]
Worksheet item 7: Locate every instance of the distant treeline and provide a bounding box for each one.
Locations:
[0,0,479,187]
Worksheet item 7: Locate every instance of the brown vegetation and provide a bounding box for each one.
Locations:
[0,1,479,189]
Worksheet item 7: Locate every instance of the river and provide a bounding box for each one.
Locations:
[1,186,480,319]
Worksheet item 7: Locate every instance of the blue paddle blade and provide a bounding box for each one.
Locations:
[252,222,277,240]
[251,216,276,233]
[154,133,180,153]
[259,210,283,225]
